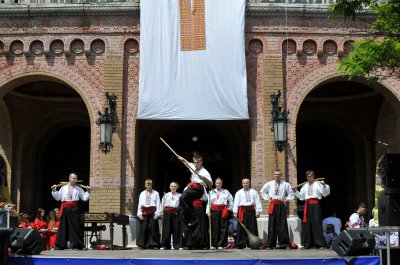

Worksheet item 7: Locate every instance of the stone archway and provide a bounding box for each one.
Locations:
[0,77,93,212]
[294,78,400,222]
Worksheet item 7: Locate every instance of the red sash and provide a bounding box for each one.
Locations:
[303,198,319,223]
[164,206,179,216]
[59,201,78,218]
[211,204,229,218]
[268,199,283,215]
[187,182,203,189]
[142,206,156,216]
[238,205,255,222]
[193,199,203,208]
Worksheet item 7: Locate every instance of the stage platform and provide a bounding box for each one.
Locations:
[8,249,380,265]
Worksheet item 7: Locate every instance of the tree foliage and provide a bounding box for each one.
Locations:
[330,0,400,79]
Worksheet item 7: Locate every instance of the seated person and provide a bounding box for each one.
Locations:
[323,224,337,249]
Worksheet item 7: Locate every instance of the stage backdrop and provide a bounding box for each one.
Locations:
[138,0,248,120]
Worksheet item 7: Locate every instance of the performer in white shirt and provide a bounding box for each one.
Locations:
[137,179,162,249]
[207,178,234,250]
[348,202,367,228]
[177,154,213,228]
[51,173,91,250]
[260,170,294,249]
[160,182,182,250]
[233,178,262,249]
[293,170,330,249]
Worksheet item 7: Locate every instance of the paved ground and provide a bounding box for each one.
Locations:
[17,248,343,260]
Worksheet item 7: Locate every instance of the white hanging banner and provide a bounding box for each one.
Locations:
[138,0,248,120]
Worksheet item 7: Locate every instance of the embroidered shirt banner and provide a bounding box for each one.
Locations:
[138,0,249,120]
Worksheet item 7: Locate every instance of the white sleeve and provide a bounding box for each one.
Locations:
[233,191,240,214]
[78,187,90,201]
[51,187,62,201]
[349,214,360,228]
[320,183,330,197]
[161,195,166,215]
[203,170,213,186]
[137,192,144,216]
[254,191,262,213]
[295,185,306,201]
[259,182,270,201]
[227,191,234,211]
[155,192,162,217]
[285,183,295,201]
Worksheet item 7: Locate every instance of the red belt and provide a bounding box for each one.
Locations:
[164,206,179,216]
[187,182,203,189]
[303,199,319,223]
[268,199,283,215]
[59,201,78,218]
[142,206,156,216]
[211,204,229,218]
[193,199,203,208]
[238,205,255,222]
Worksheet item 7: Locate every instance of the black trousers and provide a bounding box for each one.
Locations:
[267,202,290,248]
[177,187,204,227]
[56,207,84,249]
[161,210,182,249]
[236,210,258,249]
[211,209,229,248]
[182,206,209,249]
[137,212,160,249]
[301,203,327,248]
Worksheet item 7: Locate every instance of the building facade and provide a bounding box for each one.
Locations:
[0,1,399,245]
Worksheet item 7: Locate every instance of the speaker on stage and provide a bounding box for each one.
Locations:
[9,228,45,255]
[332,230,375,256]
[382,153,400,191]
[378,194,400,226]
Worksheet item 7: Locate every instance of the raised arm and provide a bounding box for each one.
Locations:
[51,185,62,201]
[285,182,295,201]
[78,186,91,201]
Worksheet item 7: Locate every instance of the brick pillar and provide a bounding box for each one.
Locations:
[262,56,296,215]
[0,100,12,202]
[90,58,124,213]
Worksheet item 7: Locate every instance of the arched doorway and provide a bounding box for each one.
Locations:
[41,125,90,212]
[135,120,250,203]
[296,80,386,222]
[3,79,91,213]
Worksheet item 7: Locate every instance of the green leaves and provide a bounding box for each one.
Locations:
[331,0,400,79]
[338,38,400,79]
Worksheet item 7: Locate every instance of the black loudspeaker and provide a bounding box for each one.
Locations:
[383,153,400,191]
[378,194,400,226]
[332,230,375,256]
[9,228,45,255]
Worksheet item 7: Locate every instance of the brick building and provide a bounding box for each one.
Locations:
[0,1,399,245]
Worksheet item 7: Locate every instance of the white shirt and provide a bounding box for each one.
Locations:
[233,188,262,214]
[349,212,366,228]
[260,180,294,202]
[137,189,162,217]
[295,182,330,200]
[206,188,234,214]
[322,216,342,235]
[161,192,181,209]
[189,163,213,187]
[52,184,90,202]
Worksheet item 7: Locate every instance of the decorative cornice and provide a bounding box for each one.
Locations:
[0,3,140,17]
[247,3,330,17]
[0,3,371,18]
